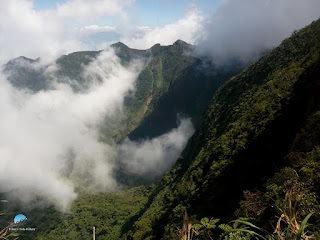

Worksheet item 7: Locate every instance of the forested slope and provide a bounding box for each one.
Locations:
[0,41,242,239]
[125,19,320,239]
[3,41,238,143]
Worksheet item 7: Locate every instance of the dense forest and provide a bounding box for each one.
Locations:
[1,16,320,240]
[122,18,320,239]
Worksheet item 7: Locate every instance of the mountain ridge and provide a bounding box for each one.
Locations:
[124,18,320,239]
[2,40,241,186]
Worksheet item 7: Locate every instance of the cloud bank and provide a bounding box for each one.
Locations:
[2,0,320,65]
[0,1,200,210]
[0,49,195,211]
[2,0,319,212]
[0,0,134,64]
[0,0,203,64]
[55,0,133,21]
[0,49,144,210]
[121,9,204,49]
[197,0,320,63]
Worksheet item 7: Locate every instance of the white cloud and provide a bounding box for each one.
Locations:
[0,0,134,64]
[197,0,320,63]
[0,48,144,211]
[0,46,195,211]
[0,0,75,63]
[121,9,204,49]
[78,25,116,34]
[135,26,152,32]
[126,26,152,39]
[56,0,134,22]
[118,118,194,179]
[0,1,201,211]
[0,0,206,63]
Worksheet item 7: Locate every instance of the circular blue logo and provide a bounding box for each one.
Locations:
[14,214,27,224]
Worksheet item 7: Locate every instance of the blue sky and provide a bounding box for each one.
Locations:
[0,0,219,62]
[33,0,219,27]
[2,0,318,64]
[131,0,219,27]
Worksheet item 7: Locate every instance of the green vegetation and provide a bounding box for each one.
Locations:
[115,41,240,185]
[112,39,237,143]
[123,19,320,239]
[0,200,19,240]
[3,56,47,91]
[4,40,240,186]
[1,40,241,239]
[55,51,101,88]
[0,186,154,240]
[4,40,238,146]
[3,15,320,240]
[111,40,198,142]
[34,186,153,240]
[177,210,316,239]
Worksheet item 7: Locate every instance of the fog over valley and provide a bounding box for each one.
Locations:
[0,3,320,239]
[0,48,196,210]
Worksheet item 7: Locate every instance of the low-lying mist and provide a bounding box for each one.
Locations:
[0,49,194,211]
[118,118,194,181]
[2,0,319,213]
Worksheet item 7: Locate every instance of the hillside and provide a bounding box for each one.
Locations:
[4,18,320,240]
[123,19,320,239]
[0,186,155,240]
[0,41,243,239]
[3,41,239,144]
[3,56,46,91]
[3,41,241,186]
[111,40,241,143]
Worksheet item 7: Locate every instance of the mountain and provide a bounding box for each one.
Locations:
[2,41,241,188]
[0,41,244,239]
[112,41,242,185]
[110,40,242,143]
[123,19,320,239]
[4,19,320,239]
[3,40,240,144]
[3,56,46,91]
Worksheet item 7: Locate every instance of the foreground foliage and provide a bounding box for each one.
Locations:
[176,208,316,240]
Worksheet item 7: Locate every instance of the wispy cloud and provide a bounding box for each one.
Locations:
[197,0,320,63]
[78,25,116,34]
[121,7,204,49]
[55,0,134,21]
[0,0,134,64]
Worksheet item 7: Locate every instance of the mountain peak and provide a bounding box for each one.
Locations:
[173,39,193,51]
[151,43,161,49]
[8,56,39,64]
[111,42,129,49]
[173,39,188,46]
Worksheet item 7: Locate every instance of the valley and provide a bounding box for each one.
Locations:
[0,1,320,240]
